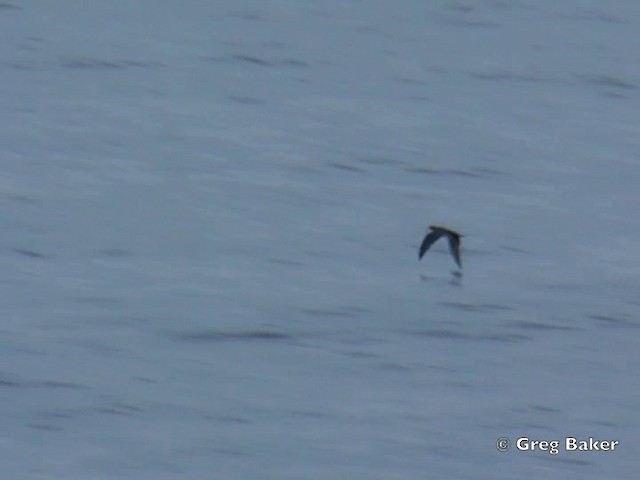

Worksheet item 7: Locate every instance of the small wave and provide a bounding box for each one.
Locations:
[172,330,291,342]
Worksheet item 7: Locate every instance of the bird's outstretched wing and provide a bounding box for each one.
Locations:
[447,235,462,268]
[419,230,443,260]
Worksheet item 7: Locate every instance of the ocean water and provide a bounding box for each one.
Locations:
[1,1,639,478]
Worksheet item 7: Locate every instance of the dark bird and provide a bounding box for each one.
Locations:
[419,225,463,268]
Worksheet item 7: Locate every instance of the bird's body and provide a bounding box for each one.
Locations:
[419,225,462,268]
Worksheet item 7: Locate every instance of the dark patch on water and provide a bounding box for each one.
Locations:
[501,245,529,253]
[468,70,545,83]
[600,91,628,100]
[206,414,252,425]
[36,409,73,420]
[390,76,429,86]
[412,329,529,343]
[299,306,369,318]
[11,247,52,259]
[419,273,464,287]
[474,166,504,175]
[6,194,41,204]
[68,296,120,306]
[132,376,158,384]
[589,313,639,329]
[281,59,310,68]
[94,403,143,416]
[516,421,555,432]
[510,320,579,332]
[438,0,503,27]
[229,95,265,105]
[342,350,379,360]
[173,330,291,342]
[591,419,619,428]
[560,11,623,24]
[437,17,500,29]
[211,446,251,457]
[96,248,132,258]
[33,381,84,390]
[405,167,479,177]
[355,156,406,167]
[268,257,304,267]
[539,455,593,467]
[59,57,163,70]
[533,282,584,292]
[371,362,413,373]
[230,54,272,66]
[404,166,498,178]
[327,162,366,173]
[0,378,20,388]
[289,409,328,420]
[230,11,264,21]
[575,74,637,91]
[439,301,512,312]
[207,54,310,69]
[530,404,562,414]
[446,4,474,13]
[0,3,20,10]
[427,364,458,374]
[7,62,42,71]
[27,423,63,432]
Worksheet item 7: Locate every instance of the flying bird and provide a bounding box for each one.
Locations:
[419,225,463,268]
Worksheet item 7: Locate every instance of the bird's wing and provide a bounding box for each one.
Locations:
[447,235,462,268]
[419,230,442,260]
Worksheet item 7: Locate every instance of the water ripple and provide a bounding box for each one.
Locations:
[589,314,639,329]
[172,330,291,343]
[411,329,529,343]
[439,301,512,313]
